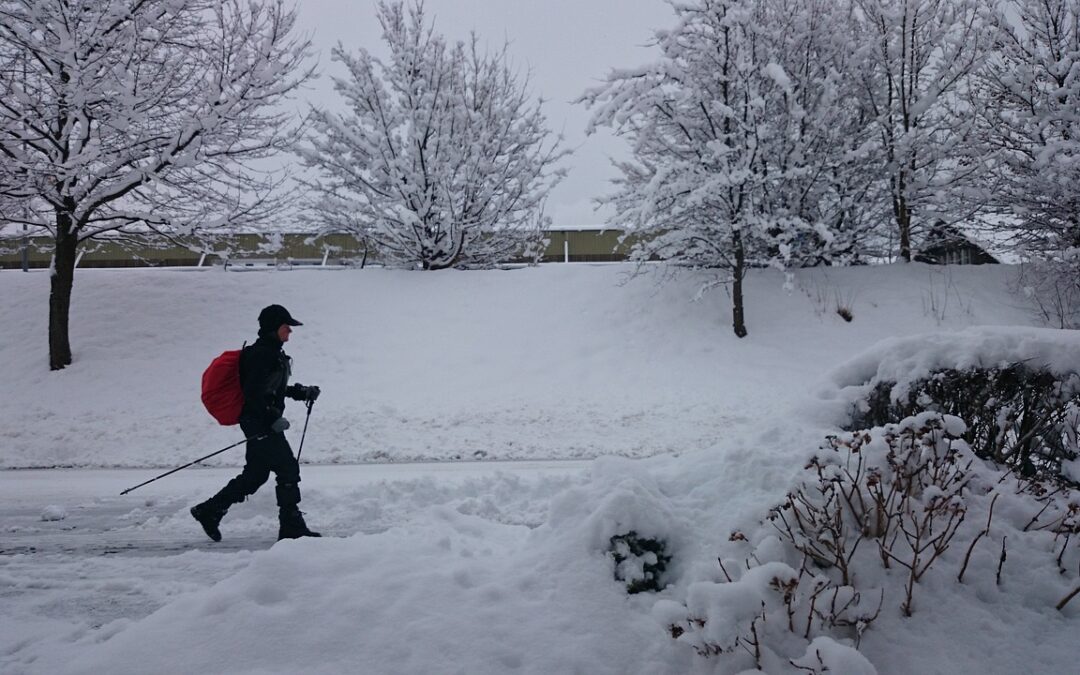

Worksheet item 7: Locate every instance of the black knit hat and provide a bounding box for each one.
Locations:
[258,304,302,332]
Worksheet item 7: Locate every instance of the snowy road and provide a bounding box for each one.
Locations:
[1,460,592,672]
[2,460,591,555]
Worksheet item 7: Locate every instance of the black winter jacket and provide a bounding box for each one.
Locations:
[239,335,306,433]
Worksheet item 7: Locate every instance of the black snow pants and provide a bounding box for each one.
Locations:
[210,424,302,511]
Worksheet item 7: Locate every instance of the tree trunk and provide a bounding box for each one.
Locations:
[731,228,748,338]
[897,198,911,262]
[892,174,912,262]
[49,213,78,370]
[889,160,913,262]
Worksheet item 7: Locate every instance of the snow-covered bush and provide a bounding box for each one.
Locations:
[655,541,882,671]
[543,456,689,596]
[658,411,1069,671]
[818,326,1080,580]
[771,414,973,616]
[850,365,1080,484]
[825,328,1080,485]
[610,531,671,594]
[655,328,1080,671]
[655,413,967,668]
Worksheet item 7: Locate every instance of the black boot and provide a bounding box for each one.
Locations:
[278,507,321,540]
[190,501,227,542]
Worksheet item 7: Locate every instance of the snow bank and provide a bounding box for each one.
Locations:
[20,469,700,675]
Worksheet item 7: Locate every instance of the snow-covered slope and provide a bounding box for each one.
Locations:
[0,262,1035,469]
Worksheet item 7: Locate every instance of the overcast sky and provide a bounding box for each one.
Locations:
[293,0,673,227]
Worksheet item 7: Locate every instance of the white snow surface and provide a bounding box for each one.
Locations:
[2,262,1078,674]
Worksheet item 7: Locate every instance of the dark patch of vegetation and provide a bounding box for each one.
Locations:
[610,531,671,593]
[847,364,1080,485]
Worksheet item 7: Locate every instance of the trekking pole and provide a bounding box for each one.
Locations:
[295,398,315,462]
[119,432,268,495]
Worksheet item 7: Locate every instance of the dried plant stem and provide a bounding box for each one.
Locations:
[717,557,733,583]
[959,494,999,583]
[996,536,1007,585]
[1056,585,1080,611]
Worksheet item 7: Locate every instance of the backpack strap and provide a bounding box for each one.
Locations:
[238,341,249,384]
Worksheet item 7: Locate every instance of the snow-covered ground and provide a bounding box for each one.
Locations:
[1,262,1077,674]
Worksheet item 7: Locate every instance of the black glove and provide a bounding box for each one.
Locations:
[287,384,320,402]
[271,417,291,433]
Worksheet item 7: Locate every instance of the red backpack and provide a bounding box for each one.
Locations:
[201,347,245,425]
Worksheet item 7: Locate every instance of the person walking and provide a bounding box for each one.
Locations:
[190,304,322,541]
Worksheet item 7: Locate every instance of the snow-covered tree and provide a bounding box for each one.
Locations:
[755,0,883,265]
[848,0,991,261]
[974,0,1080,328]
[976,0,1080,257]
[0,0,313,370]
[582,0,874,337]
[299,1,567,270]
[582,0,767,338]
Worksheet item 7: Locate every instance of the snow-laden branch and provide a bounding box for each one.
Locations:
[0,0,314,237]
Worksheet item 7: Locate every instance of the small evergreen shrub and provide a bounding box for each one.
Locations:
[609,531,671,593]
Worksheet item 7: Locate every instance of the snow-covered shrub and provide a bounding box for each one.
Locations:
[660,415,1080,671]
[655,542,881,671]
[826,328,1080,485]
[654,330,1080,671]
[850,362,1080,484]
[767,443,867,587]
[609,531,671,593]
[771,413,973,616]
[650,414,975,672]
[814,327,1080,590]
[542,456,689,596]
